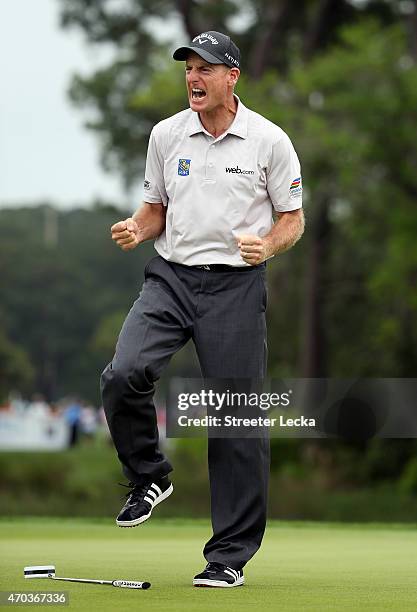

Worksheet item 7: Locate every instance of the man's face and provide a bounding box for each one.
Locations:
[185,52,237,112]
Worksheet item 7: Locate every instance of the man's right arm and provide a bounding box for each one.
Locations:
[111,202,166,251]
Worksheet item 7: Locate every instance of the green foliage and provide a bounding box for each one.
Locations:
[0,331,34,402]
[239,21,417,377]
[0,204,202,401]
[399,456,417,495]
[58,0,401,187]
[0,444,121,516]
[0,204,154,402]
[90,310,127,356]
[3,441,417,520]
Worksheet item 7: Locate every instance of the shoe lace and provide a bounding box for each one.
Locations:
[205,562,226,573]
[119,481,150,503]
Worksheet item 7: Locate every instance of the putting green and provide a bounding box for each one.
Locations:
[1,518,417,611]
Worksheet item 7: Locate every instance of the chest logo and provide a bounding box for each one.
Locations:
[225,166,254,175]
[178,159,191,176]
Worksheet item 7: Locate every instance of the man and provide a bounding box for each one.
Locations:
[101,30,304,588]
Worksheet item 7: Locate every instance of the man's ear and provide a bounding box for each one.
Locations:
[228,68,240,87]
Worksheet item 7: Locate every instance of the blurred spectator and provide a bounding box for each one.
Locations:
[1,392,112,449]
[29,393,49,419]
[9,392,27,414]
[80,404,98,441]
[63,398,82,447]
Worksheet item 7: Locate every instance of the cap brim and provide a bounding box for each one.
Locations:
[173,46,224,65]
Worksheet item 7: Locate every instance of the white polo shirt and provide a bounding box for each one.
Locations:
[144,96,302,266]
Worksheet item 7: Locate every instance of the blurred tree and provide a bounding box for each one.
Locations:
[0,329,34,402]
[0,203,201,402]
[57,0,401,188]
[286,21,417,377]
[0,204,151,402]
[90,310,127,357]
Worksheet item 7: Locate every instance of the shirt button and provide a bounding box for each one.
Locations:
[209,163,214,167]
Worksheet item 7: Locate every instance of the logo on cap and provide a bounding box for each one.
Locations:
[192,33,219,45]
[225,52,239,67]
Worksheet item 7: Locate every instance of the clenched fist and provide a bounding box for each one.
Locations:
[111,217,140,251]
[237,234,269,265]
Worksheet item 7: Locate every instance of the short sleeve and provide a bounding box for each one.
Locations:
[266,134,302,212]
[143,127,168,206]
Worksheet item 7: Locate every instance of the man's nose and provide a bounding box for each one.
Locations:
[187,68,198,83]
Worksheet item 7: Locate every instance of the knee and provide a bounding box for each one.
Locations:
[100,360,154,395]
[101,363,125,394]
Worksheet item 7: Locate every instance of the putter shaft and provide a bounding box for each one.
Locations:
[49,575,150,589]
[50,576,112,585]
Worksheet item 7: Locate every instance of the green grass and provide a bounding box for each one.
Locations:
[1,518,417,611]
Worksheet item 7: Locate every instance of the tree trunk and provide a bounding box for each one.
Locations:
[406,0,417,60]
[301,197,331,377]
[174,0,201,38]
[303,0,354,60]
[248,0,292,79]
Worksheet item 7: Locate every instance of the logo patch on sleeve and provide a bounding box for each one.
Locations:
[289,176,302,198]
[178,159,191,176]
[144,179,150,190]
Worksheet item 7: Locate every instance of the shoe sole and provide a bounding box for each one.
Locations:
[116,483,173,527]
[193,577,244,588]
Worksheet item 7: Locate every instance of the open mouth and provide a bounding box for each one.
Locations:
[191,88,207,100]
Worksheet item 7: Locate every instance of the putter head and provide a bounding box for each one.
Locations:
[24,565,56,579]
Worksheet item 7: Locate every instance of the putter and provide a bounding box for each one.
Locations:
[24,565,151,589]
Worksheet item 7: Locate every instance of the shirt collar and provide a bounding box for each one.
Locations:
[187,95,248,139]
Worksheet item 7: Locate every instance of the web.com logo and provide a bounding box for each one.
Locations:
[225,166,254,175]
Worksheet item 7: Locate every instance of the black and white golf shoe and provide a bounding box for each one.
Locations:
[116,476,173,527]
[193,562,244,588]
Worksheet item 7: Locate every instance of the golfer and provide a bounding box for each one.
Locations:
[101,30,304,588]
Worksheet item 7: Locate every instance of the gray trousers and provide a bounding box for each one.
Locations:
[101,255,270,569]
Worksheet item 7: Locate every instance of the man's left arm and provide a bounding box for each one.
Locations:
[238,209,305,266]
[238,131,304,266]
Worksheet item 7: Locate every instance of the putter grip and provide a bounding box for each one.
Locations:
[112,580,151,589]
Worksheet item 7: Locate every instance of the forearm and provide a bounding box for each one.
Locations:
[263,208,305,258]
[132,202,166,243]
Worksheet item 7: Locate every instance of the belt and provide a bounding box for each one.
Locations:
[192,263,266,272]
